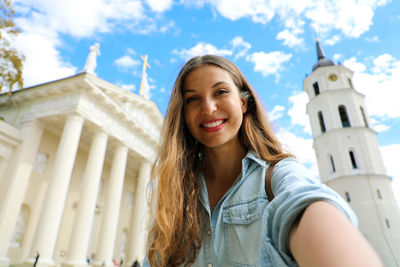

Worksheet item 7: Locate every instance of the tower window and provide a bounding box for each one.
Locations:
[360,106,369,128]
[348,78,354,88]
[377,189,382,199]
[313,82,320,96]
[345,192,351,202]
[385,218,390,229]
[318,111,326,133]
[330,155,336,173]
[349,151,358,169]
[339,105,351,128]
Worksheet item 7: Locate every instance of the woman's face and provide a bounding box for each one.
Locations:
[183,65,247,150]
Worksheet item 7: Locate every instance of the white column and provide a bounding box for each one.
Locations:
[26,114,84,267]
[0,120,43,267]
[127,160,152,264]
[95,144,128,267]
[64,130,108,267]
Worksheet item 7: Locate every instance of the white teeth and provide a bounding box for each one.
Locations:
[203,120,224,128]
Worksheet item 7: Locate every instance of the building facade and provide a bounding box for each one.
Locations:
[304,41,400,266]
[0,72,163,267]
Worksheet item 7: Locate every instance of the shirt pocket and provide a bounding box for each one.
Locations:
[222,197,266,267]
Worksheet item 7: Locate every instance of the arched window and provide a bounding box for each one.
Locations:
[385,219,391,229]
[313,82,320,96]
[349,150,358,169]
[345,192,351,202]
[329,155,336,173]
[360,106,369,127]
[318,111,326,133]
[338,105,351,128]
[377,189,382,199]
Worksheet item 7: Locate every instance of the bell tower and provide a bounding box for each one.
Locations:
[304,40,400,266]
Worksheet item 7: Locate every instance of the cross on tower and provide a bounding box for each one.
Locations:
[139,54,151,97]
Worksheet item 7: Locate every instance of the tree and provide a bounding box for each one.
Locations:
[0,0,24,94]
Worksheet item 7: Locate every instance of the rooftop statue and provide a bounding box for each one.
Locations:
[83,43,101,75]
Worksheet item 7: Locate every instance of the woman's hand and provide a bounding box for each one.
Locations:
[289,201,383,267]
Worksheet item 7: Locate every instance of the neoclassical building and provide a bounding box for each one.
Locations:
[0,71,163,267]
[305,41,400,266]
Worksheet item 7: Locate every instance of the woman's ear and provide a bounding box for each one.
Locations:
[241,97,248,114]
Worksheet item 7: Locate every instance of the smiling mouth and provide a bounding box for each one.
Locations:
[201,119,227,128]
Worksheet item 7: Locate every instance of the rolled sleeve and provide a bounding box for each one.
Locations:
[260,158,358,265]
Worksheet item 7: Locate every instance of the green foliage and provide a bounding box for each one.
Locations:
[0,0,24,94]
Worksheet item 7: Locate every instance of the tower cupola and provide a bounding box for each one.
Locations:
[312,39,335,71]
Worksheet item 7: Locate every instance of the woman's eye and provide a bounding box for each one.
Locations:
[216,89,229,95]
[185,96,198,104]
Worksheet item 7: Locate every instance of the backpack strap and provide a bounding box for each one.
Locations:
[265,163,275,202]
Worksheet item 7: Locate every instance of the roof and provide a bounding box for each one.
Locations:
[312,39,335,71]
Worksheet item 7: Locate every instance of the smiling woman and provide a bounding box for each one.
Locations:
[144,55,382,267]
[182,65,247,152]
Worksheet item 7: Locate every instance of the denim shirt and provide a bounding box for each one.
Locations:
[143,151,357,267]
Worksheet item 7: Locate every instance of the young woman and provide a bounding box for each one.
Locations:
[144,55,382,266]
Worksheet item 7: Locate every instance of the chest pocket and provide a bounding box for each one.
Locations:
[222,197,267,267]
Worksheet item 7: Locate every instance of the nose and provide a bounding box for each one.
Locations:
[200,98,217,115]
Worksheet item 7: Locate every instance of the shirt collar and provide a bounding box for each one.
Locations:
[241,150,267,175]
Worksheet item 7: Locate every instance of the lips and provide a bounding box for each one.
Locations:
[200,119,227,132]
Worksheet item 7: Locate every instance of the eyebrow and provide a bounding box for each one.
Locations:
[212,81,230,88]
[182,89,195,95]
[183,81,230,95]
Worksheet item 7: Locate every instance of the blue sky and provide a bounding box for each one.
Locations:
[10,0,400,202]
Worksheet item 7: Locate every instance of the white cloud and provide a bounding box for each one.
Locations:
[209,0,275,24]
[275,16,305,48]
[369,118,390,132]
[305,0,381,38]
[230,36,251,60]
[15,0,147,38]
[343,57,367,73]
[248,51,292,80]
[204,0,389,47]
[114,55,141,70]
[371,54,398,74]
[268,105,285,121]
[13,29,76,88]
[276,129,318,178]
[145,0,173,12]
[276,29,304,48]
[11,0,174,88]
[344,55,400,120]
[287,91,311,134]
[365,36,380,43]
[333,53,343,62]
[325,34,341,45]
[172,42,232,61]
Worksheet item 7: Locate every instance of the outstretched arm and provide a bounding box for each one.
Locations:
[289,201,382,267]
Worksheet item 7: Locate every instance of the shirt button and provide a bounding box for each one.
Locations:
[208,263,213,267]
[246,215,251,220]
[207,229,211,236]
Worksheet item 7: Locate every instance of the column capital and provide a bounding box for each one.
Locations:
[115,142,128,151]
[65,113,84,124]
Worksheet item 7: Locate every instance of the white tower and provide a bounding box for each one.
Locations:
[304,40,400,266]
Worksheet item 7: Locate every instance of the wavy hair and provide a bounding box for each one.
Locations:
[147,55,292,266]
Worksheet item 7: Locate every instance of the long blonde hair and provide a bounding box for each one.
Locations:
[147,55,292,266]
